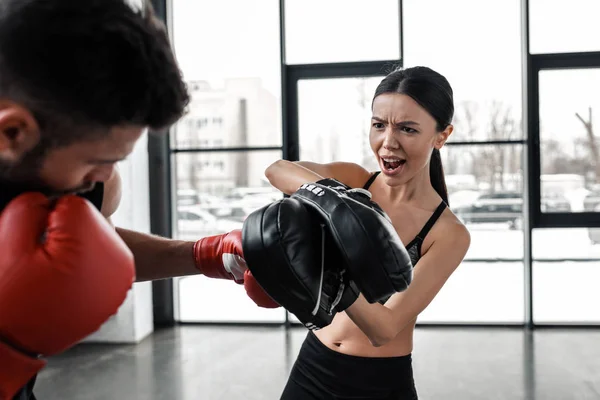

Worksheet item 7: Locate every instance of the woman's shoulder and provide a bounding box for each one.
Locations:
[433,206,471,251]
[416,200,470,259]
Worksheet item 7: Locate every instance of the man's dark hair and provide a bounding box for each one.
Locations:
[0,0,189,146]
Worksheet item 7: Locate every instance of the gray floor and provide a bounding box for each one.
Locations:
[34,325,600,400]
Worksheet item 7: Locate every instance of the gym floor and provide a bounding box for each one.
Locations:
[36,325,600,400]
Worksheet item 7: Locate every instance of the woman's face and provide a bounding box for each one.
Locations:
[369,93,451,186]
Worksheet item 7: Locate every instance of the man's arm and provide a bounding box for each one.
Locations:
[100,169,199,282]
[97,168,281,309]
[114,228,198,282]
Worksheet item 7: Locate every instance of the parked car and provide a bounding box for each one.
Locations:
[224,186,282,208]
[454,191,523,228]
[583,189,600,244]
[204,203,255,223]
[583,188,600,211]
[585,191,600,244]
[175,206,240,240]
[541,192,572,212]
[589,227,600,245]
[176,189,221,207]
[454,191,571,229]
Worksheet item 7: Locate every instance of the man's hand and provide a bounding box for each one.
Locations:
[193,230,247,282]
[193,230,280,308]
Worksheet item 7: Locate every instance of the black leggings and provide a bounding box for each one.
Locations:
[281,332,418,400]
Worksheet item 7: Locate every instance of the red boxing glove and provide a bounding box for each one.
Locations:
[0,193,135,399]
[0,342,46,400]
[193,230,279,308]
[243,270,280,309]
[193,230,247,283]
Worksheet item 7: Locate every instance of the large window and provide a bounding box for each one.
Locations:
[529,0,600,54]
[171,0,282,149]
[538,69,600,213]
[403,0,523,142]
[404,0,525,323]
[420,145,526,323]
[170,0,285,323]
[532,228,600,324]
[155,0,600,327]
[283,0,400,65]
[298,77,382,170]
[526,2,600,326]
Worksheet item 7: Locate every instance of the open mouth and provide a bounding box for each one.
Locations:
[381,157,406,173]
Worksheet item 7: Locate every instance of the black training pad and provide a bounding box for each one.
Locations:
[291,179,413,304]
[242,197,341,330]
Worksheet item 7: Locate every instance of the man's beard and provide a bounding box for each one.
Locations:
[0,144,95,197]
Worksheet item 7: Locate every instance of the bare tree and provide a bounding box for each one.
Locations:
[447,101,479,175]
[575,107,600,183]
[472,101,518,193]
[541,138,568,174]
[453,101,479,141]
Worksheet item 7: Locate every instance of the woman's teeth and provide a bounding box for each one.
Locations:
[382,158,405,170]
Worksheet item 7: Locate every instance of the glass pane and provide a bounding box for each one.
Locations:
[296,138,526,322]
[290,261,525,324]
[418,261,524,323]
[171,0,282,149]
[298,77,383,171]
[530,0,600,54]
[539,69,600,213]
[283,0,400,65]
[533,228,600,324]
[442,145,525,259]
[178,276,288,323]
[417,144,525,323]
[173,151,283,240]
[174,150,286,323]
[403,0,523,142]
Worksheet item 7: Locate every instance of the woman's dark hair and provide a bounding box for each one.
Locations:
[372,66,454,205]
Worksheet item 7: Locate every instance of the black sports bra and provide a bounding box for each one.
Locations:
[362,171,446,267]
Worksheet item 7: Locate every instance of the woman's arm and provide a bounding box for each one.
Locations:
[264,160,326,195]
[344,222,471,347]
[264,160,371,195]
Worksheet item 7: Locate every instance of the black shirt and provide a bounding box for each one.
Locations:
[0,182,104,400]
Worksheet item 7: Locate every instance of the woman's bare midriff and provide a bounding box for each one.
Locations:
[313,312,415,358]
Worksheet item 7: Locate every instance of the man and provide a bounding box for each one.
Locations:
[0,0,278,398]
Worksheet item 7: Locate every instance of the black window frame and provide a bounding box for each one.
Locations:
[148,0,600,329]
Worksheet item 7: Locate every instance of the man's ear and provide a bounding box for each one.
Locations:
[434,125,454,150]
[0,103,41,161]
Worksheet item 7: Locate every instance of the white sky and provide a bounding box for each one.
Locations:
[170,0,600,150]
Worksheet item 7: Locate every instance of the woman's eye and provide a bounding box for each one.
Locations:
[402,127,417,134]
[373,123,384,129]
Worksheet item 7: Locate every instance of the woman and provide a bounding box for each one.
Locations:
[264,66,471,399]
